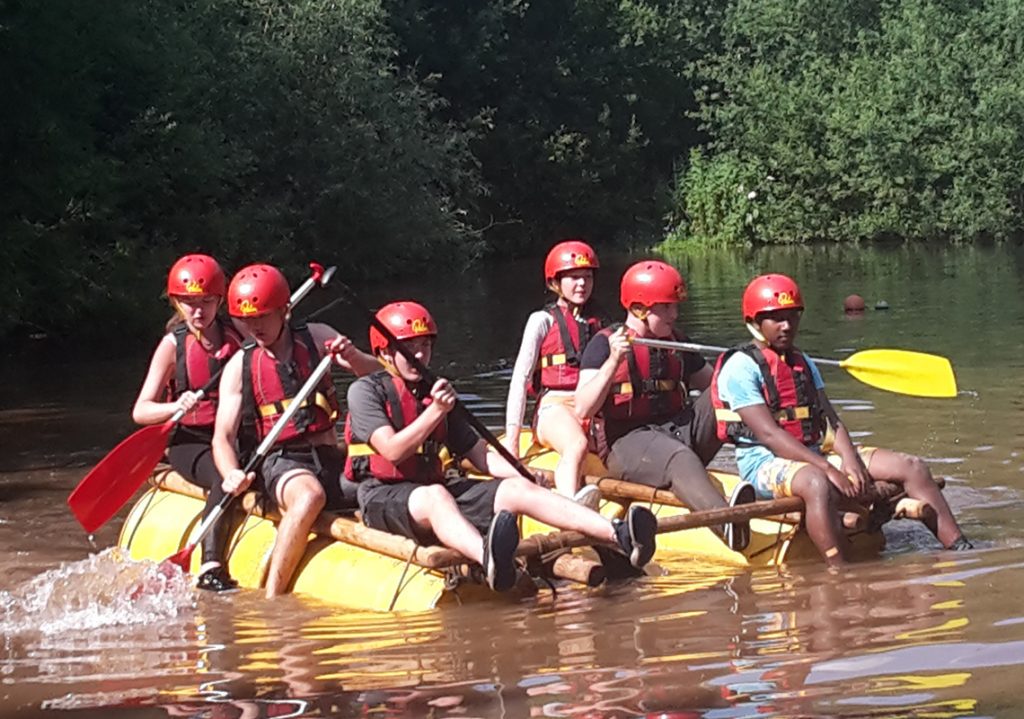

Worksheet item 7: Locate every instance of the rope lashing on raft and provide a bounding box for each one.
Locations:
[388,546,422,612]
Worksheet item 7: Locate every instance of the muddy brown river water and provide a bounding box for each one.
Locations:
[1,244,1022,718]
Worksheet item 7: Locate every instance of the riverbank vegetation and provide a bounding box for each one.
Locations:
[4,0,1023,343]
[665,0,1024,248]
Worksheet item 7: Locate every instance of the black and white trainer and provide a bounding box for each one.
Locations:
[723,481,756,552]
[482,510,520,592]
[196,564,239,593]
[948,535,975,551]
[612,505,658,568]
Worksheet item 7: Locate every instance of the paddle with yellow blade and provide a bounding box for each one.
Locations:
[631,338,958,398]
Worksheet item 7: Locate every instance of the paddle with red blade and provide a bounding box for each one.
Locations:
[160,351,337,572]
[67,262,337,533]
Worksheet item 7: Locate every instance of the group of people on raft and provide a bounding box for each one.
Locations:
[134,242,972,597]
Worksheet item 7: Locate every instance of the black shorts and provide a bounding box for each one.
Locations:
[167,427,220,491]
[356,476,502,546]
[260,444,356,511]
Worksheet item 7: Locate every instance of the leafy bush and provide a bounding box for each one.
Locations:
[1,0,481,343]
[663,149,765,248]
[668,0,1024,247]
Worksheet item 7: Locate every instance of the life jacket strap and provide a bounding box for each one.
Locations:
[611,379,678,396]
[714,405,812,423]
[257,392,337,422]
[347,439,446,462]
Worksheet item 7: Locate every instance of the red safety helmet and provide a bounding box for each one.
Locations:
[742,274,804,320]
[544,239,599,283]
[370,301,438,355]
[620,260,687,309]
[227,264,290,318]
[167,254,225,298]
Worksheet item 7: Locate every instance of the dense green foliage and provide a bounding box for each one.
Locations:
[666,0,1024,247]
[2,0,481,340]
[384,0,707,252]
[3,0,707,343]
[7,0,1024,343]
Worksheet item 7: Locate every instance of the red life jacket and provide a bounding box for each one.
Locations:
[599,326,686,423]
[241,326,339,445]
[710,343,824,445]
[530,302,604,393]
[169,320,244,428]
[343,371,448,483]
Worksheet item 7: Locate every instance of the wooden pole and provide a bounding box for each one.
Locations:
[552,553,605,587]
[153,469,607,580]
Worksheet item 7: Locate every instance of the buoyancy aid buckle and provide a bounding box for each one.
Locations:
[611,378,678,396]
[539,352,575,368]
[257,392,338,422]
[714,405,812,423]
[347,441,439,458]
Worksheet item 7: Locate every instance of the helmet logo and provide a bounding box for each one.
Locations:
[573,253,591,267]
[777,291,796,306]
[185,278,204,294]
[238,299,259,316]
[410,318,429,335]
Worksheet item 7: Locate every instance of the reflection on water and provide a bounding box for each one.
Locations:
[10,550,1021,718]
[3,244,1024,716]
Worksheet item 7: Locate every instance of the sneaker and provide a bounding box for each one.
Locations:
[482,510,520,592]
[724,482,756,552]
[196,564,238,592]
[948,535,975,551]
[573,484,602,510]
[612,505,658,568]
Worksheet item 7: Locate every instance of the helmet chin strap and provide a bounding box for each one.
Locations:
[629,306,650,321]
[378,350,406,380]
[745,320,766,342]
[172,297,209,343]
[379,351,429,392]
[269,319,286,348]
[550,280,578,311]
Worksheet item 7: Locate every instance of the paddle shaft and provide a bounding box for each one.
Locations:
[507,497,808,558]
[631,336,841,367]
[176,353,336,559]
[337,282,536,482]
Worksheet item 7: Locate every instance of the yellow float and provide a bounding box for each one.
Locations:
[513,430,926,567]
[118,431,930,610]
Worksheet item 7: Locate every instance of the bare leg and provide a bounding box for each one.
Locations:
[866,448,964,547]
[267,470,326,597]
[407,484,485,562]
[494,477,615,542]
[790,466,847,566]
[535,403,589,497]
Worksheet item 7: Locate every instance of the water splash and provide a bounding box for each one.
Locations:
[0,547,194,634]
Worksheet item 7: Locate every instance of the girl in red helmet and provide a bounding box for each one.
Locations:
[212,264,380,598]
[574,259,755,552]
[504,239,606,506]
[711,274,972,564]
[132,254,245,591]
